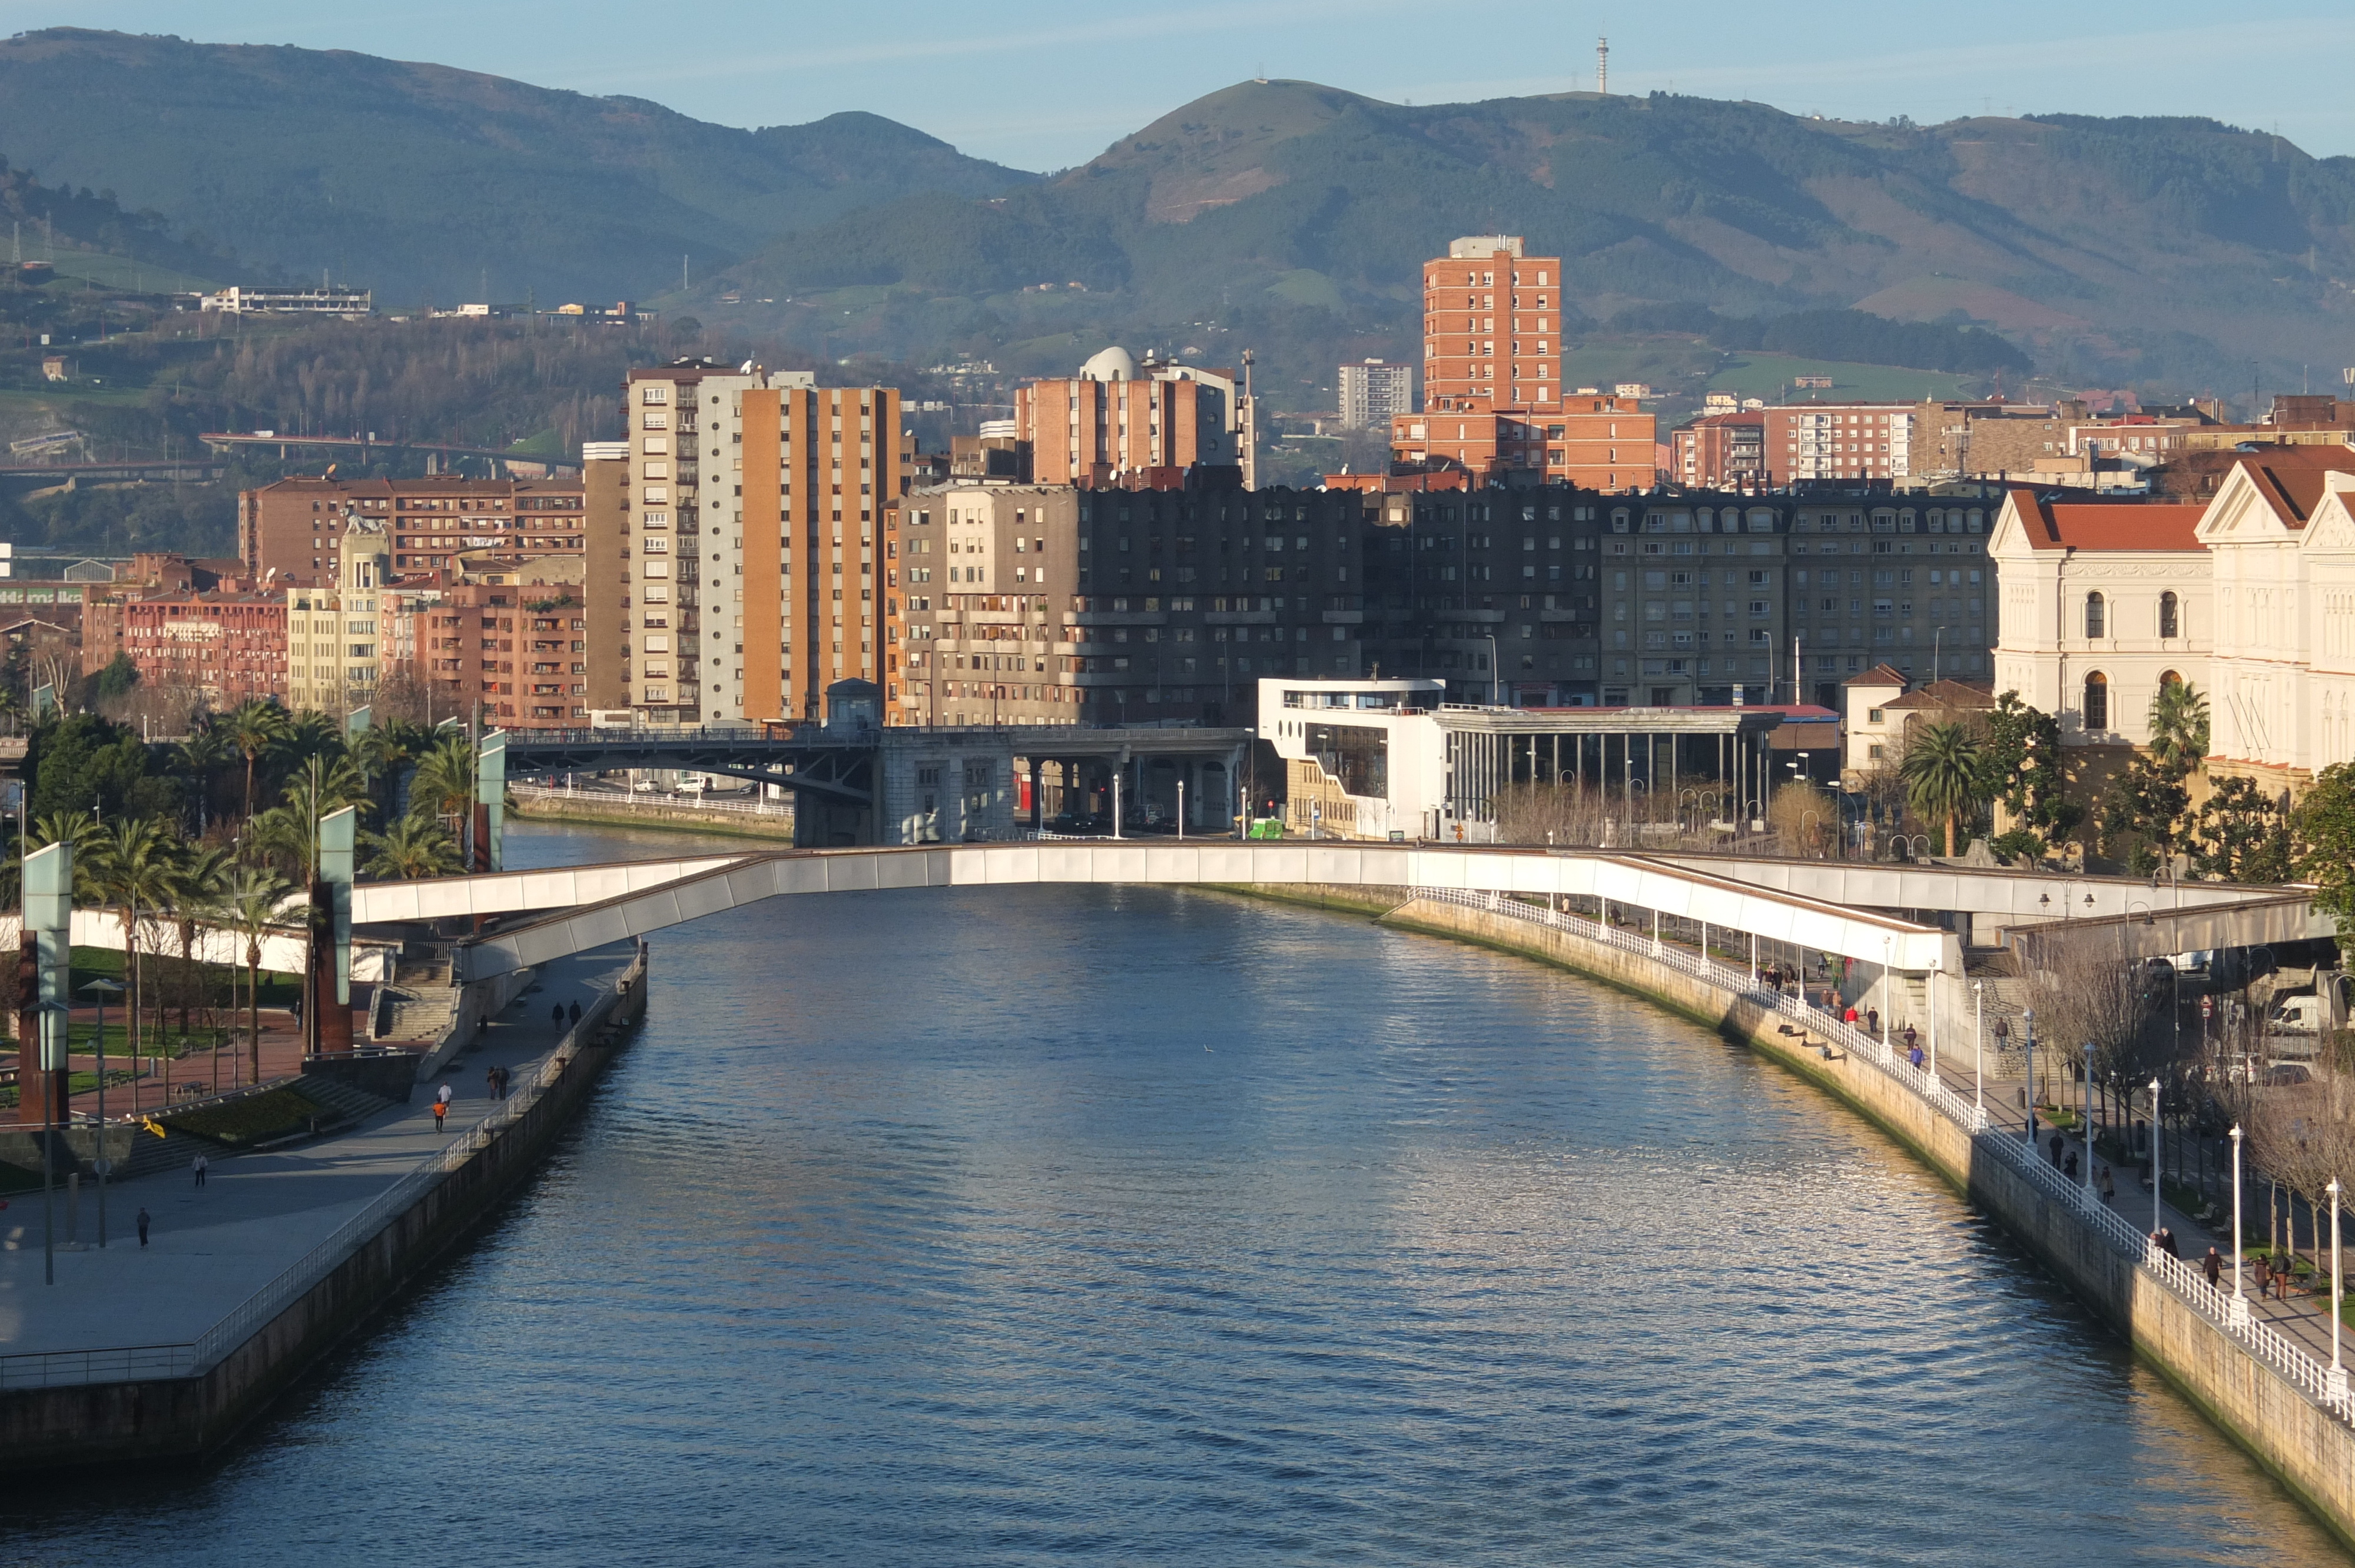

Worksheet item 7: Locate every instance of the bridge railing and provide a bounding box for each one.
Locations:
[1407,883,2355,1425]
[0,950,648,1394]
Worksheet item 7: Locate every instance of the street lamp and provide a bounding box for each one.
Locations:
[1485,634,1500,706]
[2231,1124,2250,1327]
[33,999,66,1287]
[81,976,124,1250]
[2023,1007,2037,1148]
[2331,1178,2348,1401]
[2081,1042,2097,1194]
[1973,981,1986,1127]
[2149,1075,2162,1243]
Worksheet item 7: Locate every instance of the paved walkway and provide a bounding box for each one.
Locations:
[0,948,633,1359]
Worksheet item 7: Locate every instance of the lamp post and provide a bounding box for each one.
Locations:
[2150,1076,2162,1243]
[2331,1178,2348,1402]
[2023,1007,2036,1147]
[1880,935,1893,1058]
[2081,1042,2096,1194]
[1485,634,1500,706]
[82,977,124,1249]
[35,1000,65,1287]
[2231,1124,2250,1327]
[1973,981,1986,1127]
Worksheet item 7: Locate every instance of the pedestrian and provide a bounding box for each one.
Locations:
[2064,1150,2078,1180]
[552,1003,565,1028]
[1909,1042,1925,1070]
[1844,1005,1859,1026]
[1903,1024,1919,1054]
[2161,1229,2181,1259]
[487,1065,500,1099]
[437,1081,453,1107]
[568,999,581,1025]
[1866,1008,1880,1037]
[192,1153,208,1188]
[2049,1132,2064,1166]
[136,1207,151,1247]
[2255,1254,2273,1299]
[2204,1247,2223,1285]
[2100,1165,2115,1204]
[433,1098,447,1135]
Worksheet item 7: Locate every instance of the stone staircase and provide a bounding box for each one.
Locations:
[373,985,459,1045]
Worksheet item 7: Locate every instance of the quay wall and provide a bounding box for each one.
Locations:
[1371,891,2355,1550]
[0,963,650,1469]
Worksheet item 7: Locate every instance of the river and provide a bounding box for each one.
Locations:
[2,823,2346,1564]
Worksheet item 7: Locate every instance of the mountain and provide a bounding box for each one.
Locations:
[0,28,1035,305]
[711,80,2355,403]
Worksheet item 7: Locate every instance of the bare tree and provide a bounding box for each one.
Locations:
[2024,938,2157,1094]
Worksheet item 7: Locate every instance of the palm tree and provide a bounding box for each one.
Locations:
[88,818,179,1111]
[280,709,346,768]
[350,722,420,822]
[248,753,372,883]
[1900,720,1986,859]
[28,810,108,902]
[173,726,234,837]
[364,816,463,881]
[406,733,476,857]
[2148,679,2211,775]
[220,868,289,1088]
[167,843,234,1071]
[221,700,291,823]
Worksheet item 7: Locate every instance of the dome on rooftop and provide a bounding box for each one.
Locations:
[1079,346,1138,383]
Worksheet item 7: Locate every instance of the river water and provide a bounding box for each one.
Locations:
[3,823,2348,1564]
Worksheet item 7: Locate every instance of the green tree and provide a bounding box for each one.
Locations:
[2147,679,2211,774]
[2190,776,2294,883]
[88,816,180,1083]
[405,733,476,837]
[2098,755,2191,875]
[93,651,140,700]
[22,712,179,823]
[166,843,233,1049]
[172,725,235,836]
[2294,763,2355,961]
[220,700,291,823]
[1983,692,2083,859]
[363,815,463,880]
[247,753,371,882]
[1900,720,1985,858]
[219,867,289,1087]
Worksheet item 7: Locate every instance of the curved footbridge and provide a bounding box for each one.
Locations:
[342,843,2337,989]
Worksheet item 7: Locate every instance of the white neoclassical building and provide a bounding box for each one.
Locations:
[1990,450,2355,792]
[2200,457,2355,789]
[1988,488,2208,753]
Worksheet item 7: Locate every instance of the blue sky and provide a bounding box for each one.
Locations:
[12,1,2353,169]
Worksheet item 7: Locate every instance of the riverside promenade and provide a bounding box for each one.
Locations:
[0,947,632,1364]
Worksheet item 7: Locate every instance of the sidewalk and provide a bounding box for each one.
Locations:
[0,948,633,1359]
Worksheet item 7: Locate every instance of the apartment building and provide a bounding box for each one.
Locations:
[1338,360,1414,430]
[1784,493,1995,708]
[1670,412,1766,489]
[1764,403,1919,483]
[888,486,1082,727]
[402,582,572,727]
[116,590,288,706]
[1011,347,1255,488]
[240,476,586,588]
[615,360,908,726]
[284,518,388,716]
[1395,236,1653,489]
[1421,235,1564,410]
[581,441,631,713]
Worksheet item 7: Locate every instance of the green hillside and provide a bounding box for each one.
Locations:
[0,29,1035,307]
[708,81,2355,403]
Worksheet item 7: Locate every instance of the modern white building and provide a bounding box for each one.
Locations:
[1338,360,1414,430]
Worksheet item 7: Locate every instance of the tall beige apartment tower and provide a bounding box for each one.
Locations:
[616,361,908,726]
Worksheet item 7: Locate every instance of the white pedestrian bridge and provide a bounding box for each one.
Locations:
[337,843,2337,986]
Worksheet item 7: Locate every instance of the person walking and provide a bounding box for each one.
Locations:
[192,1153,208,1188]
[1908,1041,1925,1070]
[437,1081,453,1108]
[2049,1132,2064,1167]
[568,1000,582,1026]
[2204,1246,2223,1286]
[552,1003,565,1029]
[2099,1164,2116,1205]
[487,1064,501,1100]
[136,1207,151,1247]
[1866,1007,1880,1037]
[433,1098,447,1135]
[2255,1253,2273,1300]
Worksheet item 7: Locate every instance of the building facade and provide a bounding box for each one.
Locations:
[118,591,288,706]
[284,519,388,716]
[1421,235,1564,411]
[615,361,907,726]
[1338,360,1414,430]
[1012,347,1254,489]
[1670,412,1766,490]
[240,476,586,589]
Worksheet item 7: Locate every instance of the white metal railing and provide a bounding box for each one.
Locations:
[511,783,791,819]
[0,952,646,1394]
[1409,884,2355,1424]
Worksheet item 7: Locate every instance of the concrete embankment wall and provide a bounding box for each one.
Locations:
[512,796,797,842]
[0,969,651,1470]
[1370,892,2355,1549]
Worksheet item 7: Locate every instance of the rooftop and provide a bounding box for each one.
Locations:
[2009,489,2207,550]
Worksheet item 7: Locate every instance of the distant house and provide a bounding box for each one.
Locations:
[39,355,67,382]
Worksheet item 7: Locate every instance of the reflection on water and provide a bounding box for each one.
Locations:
[2,825,2345,1565]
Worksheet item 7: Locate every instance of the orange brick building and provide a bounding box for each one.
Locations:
[1393,236,1654,490]
[239,476,586,587]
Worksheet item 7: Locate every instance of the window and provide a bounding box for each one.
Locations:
[2084,671,2109,731]
[2159,591,2179,639]
[2084,592,2105,639]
